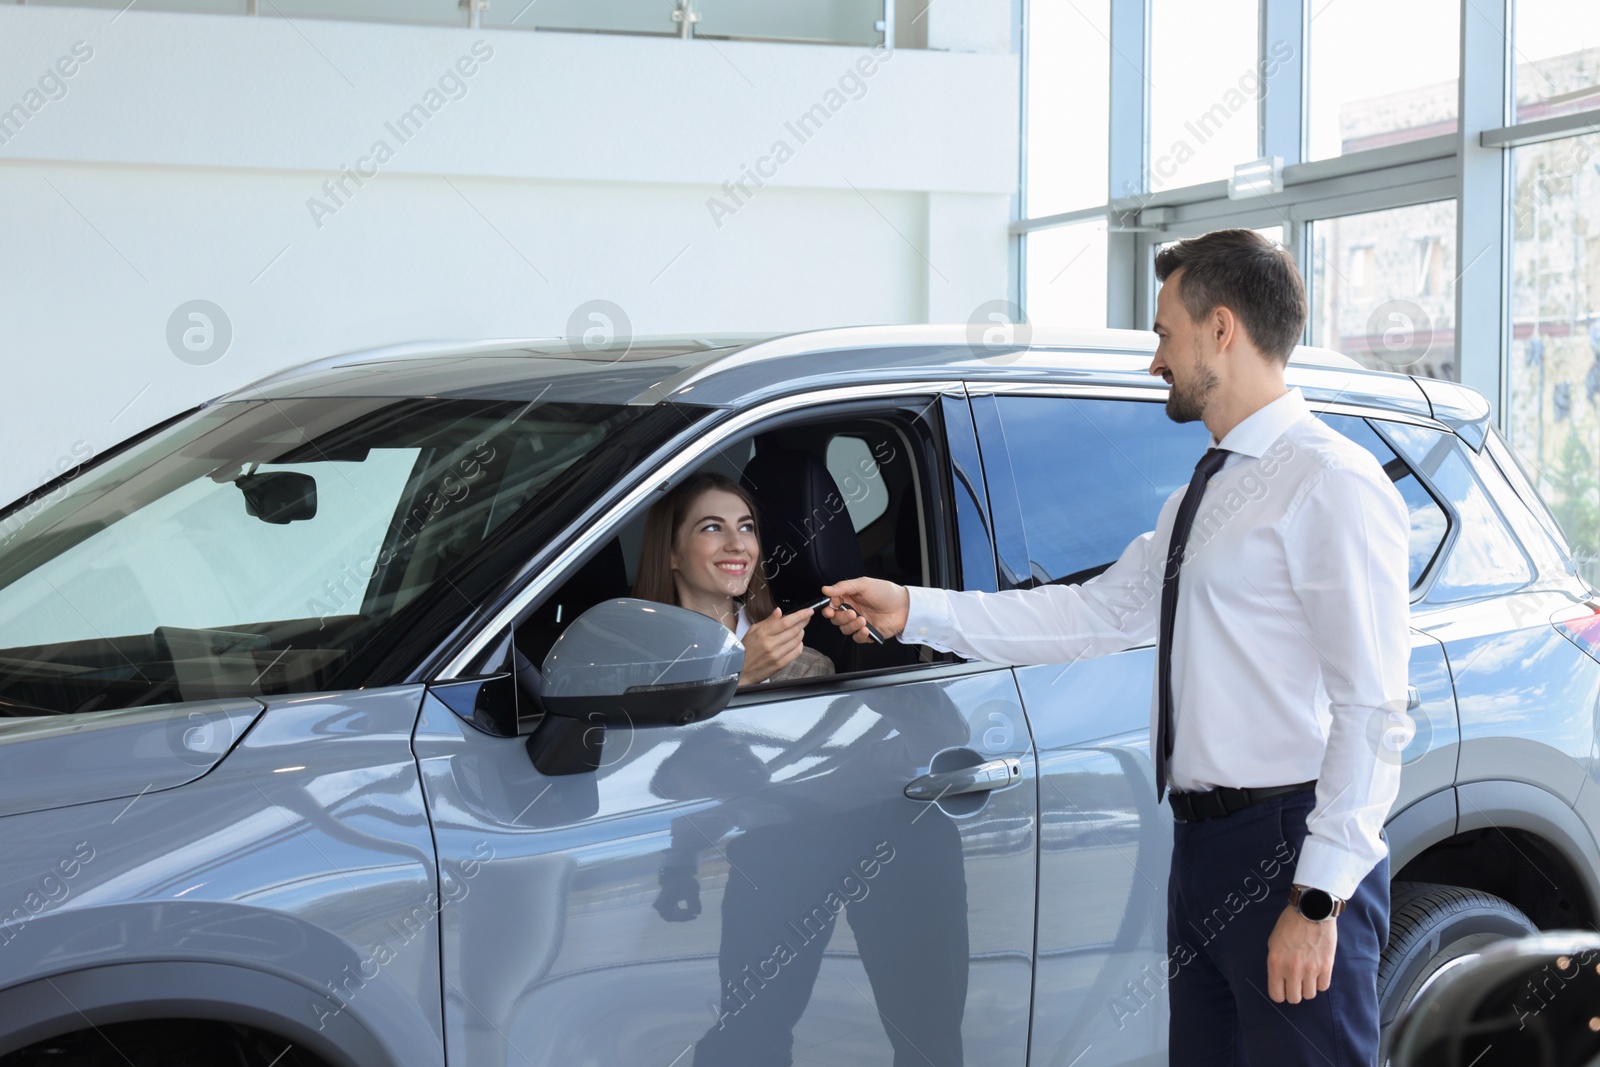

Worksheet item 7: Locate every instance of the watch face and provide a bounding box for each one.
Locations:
[1298,888,1335,921]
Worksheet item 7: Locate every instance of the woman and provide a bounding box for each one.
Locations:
[631,469,833,687]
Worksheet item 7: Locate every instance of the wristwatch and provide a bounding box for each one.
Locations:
[1288,883,1345,922]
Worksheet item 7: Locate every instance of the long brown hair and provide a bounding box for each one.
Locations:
[631,470,778,625]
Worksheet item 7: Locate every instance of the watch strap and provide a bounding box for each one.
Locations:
[1288,883,1345,921]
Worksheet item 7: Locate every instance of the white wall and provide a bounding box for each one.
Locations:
[0,5,1018,506]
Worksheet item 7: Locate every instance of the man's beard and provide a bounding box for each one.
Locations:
[1166,362,1218,423]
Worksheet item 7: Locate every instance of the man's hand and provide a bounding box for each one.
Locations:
[819,579,909,643]
[1266,905,1337,1003]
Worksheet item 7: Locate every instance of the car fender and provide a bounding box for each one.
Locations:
[1384,787,1458,871]
[0,959,412,1065]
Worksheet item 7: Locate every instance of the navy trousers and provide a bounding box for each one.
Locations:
[1166,789,1389,1067]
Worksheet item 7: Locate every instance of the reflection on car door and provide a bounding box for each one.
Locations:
[414,412,1037,1067]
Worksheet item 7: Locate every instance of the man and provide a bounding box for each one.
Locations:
[820,227,1413,1066]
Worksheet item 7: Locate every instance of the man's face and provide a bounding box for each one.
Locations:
[1150,268,1219,424]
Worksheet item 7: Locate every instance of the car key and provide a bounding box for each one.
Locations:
[837,601,885,644]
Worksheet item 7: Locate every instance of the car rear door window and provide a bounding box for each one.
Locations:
[1377,421,1535,600]
[995,400,1451,595]
[1318,414,1449,591]
[993,396,1210,585]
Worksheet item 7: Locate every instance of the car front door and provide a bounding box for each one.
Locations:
[414,391,1038,1067]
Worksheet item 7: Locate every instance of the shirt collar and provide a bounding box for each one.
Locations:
[1210,387,1309,458]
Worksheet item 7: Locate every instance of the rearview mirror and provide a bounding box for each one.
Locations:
[236,471,317,524]
[527,597,744,775]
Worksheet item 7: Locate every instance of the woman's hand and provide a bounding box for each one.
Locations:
[819,579,909,643]
[738,606,813,686]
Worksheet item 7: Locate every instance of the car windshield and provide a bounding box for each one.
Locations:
[0,394,676,715]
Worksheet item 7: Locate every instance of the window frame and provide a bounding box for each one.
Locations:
[434,382,1008,697]
[1366,416,1540,604]
[977,390,1213,595]
[959,380,1478,612]
[1318,412,1452,599]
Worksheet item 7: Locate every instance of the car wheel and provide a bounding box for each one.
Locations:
[1377,880,1538,1063]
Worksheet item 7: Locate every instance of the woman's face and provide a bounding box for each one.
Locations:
[670,487,760,604]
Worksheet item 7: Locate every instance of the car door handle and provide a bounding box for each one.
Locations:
[1407,685,1421,710]
[904,758,1021,801]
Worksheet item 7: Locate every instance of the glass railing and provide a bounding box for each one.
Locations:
[15,0,896,46]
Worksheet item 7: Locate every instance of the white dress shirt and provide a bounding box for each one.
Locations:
[901,387,1413,900]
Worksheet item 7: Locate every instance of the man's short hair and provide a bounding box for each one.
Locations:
[1153,228,1308,364]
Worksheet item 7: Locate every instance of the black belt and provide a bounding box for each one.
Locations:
[1167,779,1317,823]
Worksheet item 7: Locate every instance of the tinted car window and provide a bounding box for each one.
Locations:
[995,396,1209,584]
[1378,421,1535,600]
[1319,415,1449,590]
[997,398,1452,593]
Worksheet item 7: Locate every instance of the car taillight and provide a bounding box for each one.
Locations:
[1554,602,1600,663]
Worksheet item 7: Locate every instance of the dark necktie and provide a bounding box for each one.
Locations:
[1155,446,1231,802]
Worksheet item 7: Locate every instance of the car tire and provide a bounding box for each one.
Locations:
[1377,880,1538,1063]
[0,1020,322,1067]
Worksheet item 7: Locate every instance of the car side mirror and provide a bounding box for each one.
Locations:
[527,597,744,776]
[1387,930,1600,1066]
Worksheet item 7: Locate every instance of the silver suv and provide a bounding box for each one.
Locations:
[0,327,1596,1067]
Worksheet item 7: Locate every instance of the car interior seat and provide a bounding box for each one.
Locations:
[739,445,907,676]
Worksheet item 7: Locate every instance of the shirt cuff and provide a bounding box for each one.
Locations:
[1290,834,1385,902]
[902,585,954,646]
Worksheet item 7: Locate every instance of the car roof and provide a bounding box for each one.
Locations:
[230,325,1445,422]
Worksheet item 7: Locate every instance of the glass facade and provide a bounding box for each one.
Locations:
[1306,0,1459,159]
[1308,201,1458,381]
[1512,1,1600,123]
[1024,0,1109,217]
[1024,220,1108,330]
[264,0,464,25]
[1018,0,1587,581]
[1148,0,1260,191]
[1507,131,1600,581]
[17,0,894,44]
[23,0,246,10]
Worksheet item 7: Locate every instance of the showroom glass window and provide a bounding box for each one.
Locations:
[1147,0,1259,191]
[1024,0,1109,217]
[1022,0,1110,329]
[1512,1,1600,124]
[1505,131,1600,586]
[1026,221,1110,330]
[1306,0,1459,160]
[1307,201,1459,382]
